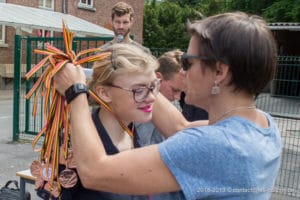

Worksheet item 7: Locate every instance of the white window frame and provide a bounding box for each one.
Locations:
[39,29,53,38]
[39,0,54,10]
[0,2,8,46]
[37,29,54,48]
[0,25,5,44]
[78,0,94,8]
[78,0,94,10]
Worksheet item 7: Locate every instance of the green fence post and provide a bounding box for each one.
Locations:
[25,37,32,133]
[13,34,22,141]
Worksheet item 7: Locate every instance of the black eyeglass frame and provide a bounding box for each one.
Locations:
[108,79,162,103]
[181,53,211,71]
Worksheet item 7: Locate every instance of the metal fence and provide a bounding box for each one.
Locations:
[271,56,300,98]
[13,41,300,197]
[12,35,112,140]
[255,55,300,198]
[256,94,300,197]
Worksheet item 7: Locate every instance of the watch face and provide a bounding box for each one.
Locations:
[65,84,88,104]
[76,84,86,91]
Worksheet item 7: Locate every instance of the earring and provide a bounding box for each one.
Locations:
[211,81,220,95]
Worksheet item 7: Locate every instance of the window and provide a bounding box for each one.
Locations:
[79,0,93,7]
[39,0,54,10]
[0,0,7,45]
[37,29,53,48]
[0,25,5,44]
[77,0,95,11]
[37,29,53,38]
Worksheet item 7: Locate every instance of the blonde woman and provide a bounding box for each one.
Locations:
[59,43,160,199]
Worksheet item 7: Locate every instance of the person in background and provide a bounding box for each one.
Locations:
[179,92,208,121]
[137,49,208,146]
[54,12,281,200]
[85,1,152,111]
[136,49,185,146]
[101,1,151,54]
[58,44,158,200]
[156,49,186,103]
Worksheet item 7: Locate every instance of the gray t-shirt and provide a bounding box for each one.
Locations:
[135,122,185,200]
[159,111,282,200]
[136,122,165,146]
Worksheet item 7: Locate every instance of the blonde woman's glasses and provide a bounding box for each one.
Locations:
[108,79,162,103]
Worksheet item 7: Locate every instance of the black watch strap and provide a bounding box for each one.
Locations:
[65,83,89,104]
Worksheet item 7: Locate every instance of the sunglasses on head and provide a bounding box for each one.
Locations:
[181,53,211,71]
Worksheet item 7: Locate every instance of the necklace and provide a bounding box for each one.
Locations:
[210,105,256,124]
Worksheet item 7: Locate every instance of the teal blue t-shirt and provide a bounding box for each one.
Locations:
[158,111,282,200]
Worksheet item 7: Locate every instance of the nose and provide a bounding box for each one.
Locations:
[180,68,187,76]
[144,91,156,103]
[118,22,124,29]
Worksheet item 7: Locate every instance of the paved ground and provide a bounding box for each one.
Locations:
[0,89,40,199]
[0,88,299,199]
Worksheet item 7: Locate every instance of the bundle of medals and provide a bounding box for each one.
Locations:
[26,21,110,198]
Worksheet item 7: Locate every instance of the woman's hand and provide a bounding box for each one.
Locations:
[53,63,86,95]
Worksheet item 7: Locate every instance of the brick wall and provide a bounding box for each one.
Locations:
[64,0,144,43]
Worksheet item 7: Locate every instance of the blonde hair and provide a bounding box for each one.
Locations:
[88,43,158,92]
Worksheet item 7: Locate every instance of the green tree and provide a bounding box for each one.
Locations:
[223,0,274,15]
[143,1,201,50]
[143,0,300,50]
[143,2,166,48]
[263,0,300,22]
[163,0,223,16]
[217,0,300,22]
[167,0,200,7]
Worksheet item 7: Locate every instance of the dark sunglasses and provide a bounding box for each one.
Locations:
[181,53,211,71]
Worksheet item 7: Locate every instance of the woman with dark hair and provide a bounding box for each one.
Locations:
[54,12,281,200]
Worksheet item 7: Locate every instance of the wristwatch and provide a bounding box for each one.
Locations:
[65,83,89,104]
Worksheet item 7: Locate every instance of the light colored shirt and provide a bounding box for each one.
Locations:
[136,122,165,146]
[159,111,282,200]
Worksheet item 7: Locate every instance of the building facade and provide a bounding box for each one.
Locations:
[0,0,145,64]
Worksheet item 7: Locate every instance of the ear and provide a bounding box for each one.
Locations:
[156,72,163,79]
[130,17,135,25]
[215,61,230,84]
[94,85,112,103]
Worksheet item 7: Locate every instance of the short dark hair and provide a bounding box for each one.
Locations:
[188,12,277,97]
[111,2,134,20]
